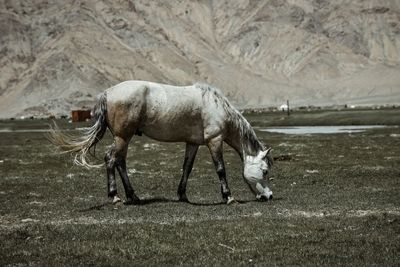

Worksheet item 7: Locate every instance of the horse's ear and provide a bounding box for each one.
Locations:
[257,149,270,159]
[257,150,267,159]
[258,148,272,159]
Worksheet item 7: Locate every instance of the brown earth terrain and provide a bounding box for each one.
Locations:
[0,0,399,118]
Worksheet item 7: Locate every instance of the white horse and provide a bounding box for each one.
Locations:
[50,81,273,204]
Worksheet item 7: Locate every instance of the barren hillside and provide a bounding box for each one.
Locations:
[0,0,399,118]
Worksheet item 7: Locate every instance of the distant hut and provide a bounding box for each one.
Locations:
[279,103,288,112]
[71,109,91,122]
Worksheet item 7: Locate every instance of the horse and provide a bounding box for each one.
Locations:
[49,81,274,205]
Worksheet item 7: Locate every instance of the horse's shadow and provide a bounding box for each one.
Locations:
[78,197,223,212]
[78,196,283,212]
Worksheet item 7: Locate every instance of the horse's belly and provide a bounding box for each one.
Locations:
[142,122,204,144]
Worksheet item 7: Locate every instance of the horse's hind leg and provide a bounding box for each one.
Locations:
[114,136,140,205]
[116,158,140,205]
[178,143,199,202]
[106,136,140,205]
[105,144,121,204]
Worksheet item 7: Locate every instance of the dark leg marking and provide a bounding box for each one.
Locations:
[177,143,199,202]
[208,139,231,201]
[105,147,118,198]
[116,158,140,205]
[106,136,140,205]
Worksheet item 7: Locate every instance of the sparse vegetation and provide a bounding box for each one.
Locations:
[1,110,399,266]
[246,108,400,126]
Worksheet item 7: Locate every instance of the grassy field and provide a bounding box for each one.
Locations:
[0,109,399,266]
[245,107,400,126]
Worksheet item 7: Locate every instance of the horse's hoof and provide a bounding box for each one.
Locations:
[112,195,122,204]
[258,195,273,202]
[227,196,237,205]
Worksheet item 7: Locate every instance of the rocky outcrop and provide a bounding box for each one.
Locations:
[0,0,399,118]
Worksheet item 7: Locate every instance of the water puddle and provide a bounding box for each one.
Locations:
[0,128,51,133]
[259,125,389,135]
[0,128,81,133]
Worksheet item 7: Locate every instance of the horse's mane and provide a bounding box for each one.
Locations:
[196,83,264,156]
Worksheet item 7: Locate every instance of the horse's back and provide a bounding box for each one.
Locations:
[106,80,201,104]
[106,80,207,143]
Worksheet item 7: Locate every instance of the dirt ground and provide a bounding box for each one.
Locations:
[0,109,399,266]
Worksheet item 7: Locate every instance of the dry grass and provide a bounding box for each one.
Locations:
[0,110,399,266]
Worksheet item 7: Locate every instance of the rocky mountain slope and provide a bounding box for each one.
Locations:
[0,0,399,118]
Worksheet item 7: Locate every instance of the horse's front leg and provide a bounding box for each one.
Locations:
[207,137,234,204]
[178,143,199,202]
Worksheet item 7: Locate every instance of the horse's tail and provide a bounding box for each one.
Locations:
[48,92,108,168]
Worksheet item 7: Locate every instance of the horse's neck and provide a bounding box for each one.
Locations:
[225,116,263,162]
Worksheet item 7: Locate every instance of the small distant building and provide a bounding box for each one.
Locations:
[71,109,91,122]
[279,104,289,111]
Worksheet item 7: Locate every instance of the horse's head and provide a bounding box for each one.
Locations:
[243,148,273,200]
